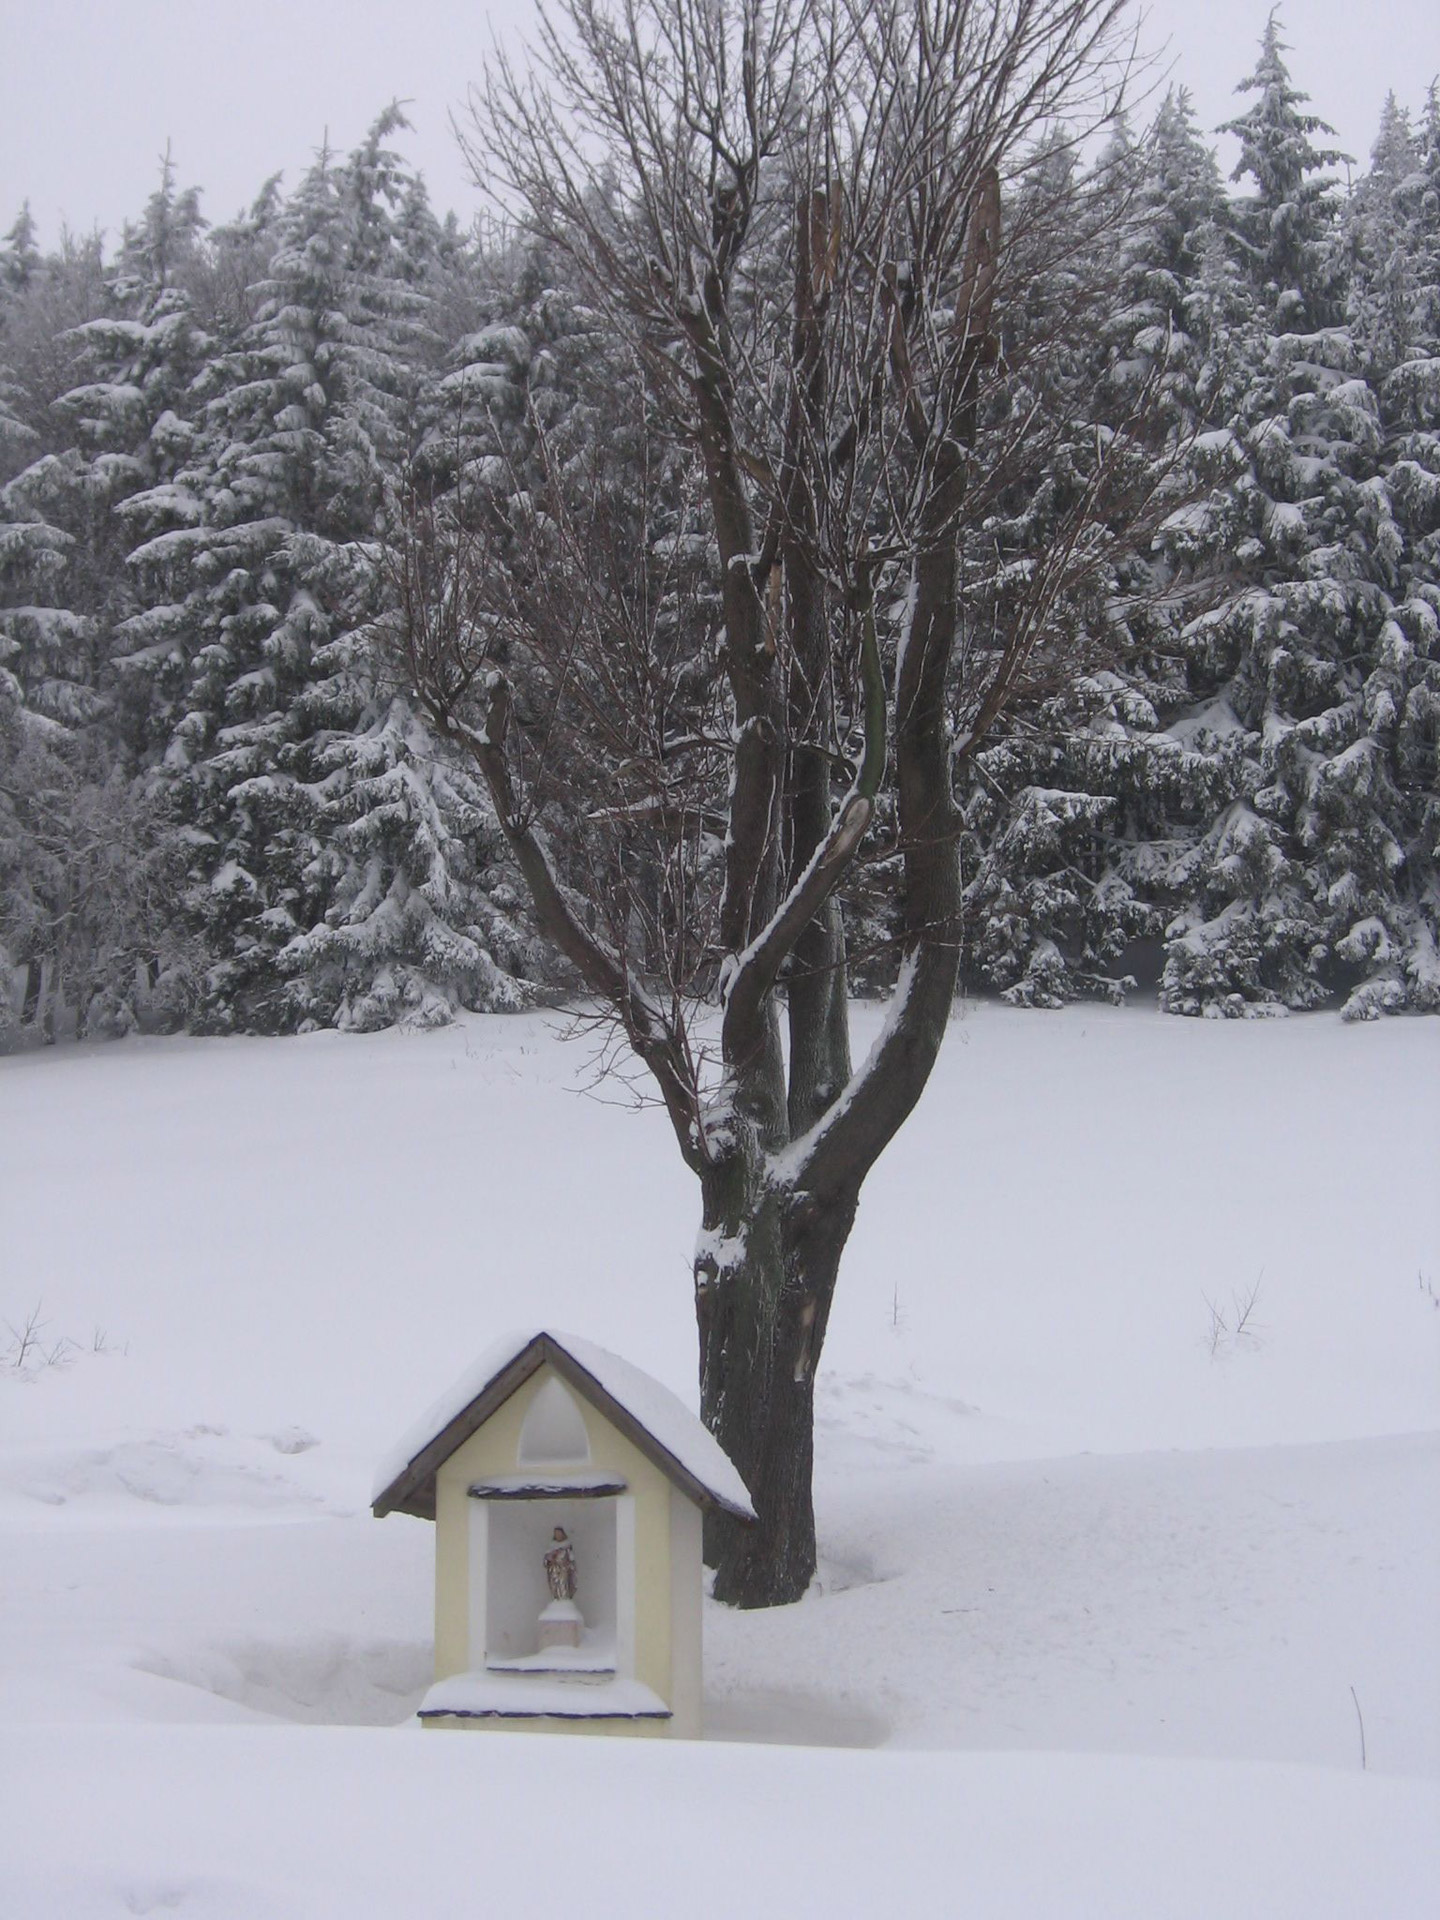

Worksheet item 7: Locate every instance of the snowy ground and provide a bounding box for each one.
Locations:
[2,1002,1437,1915]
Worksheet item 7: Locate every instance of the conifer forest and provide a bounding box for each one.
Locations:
[2,13,1437,1045]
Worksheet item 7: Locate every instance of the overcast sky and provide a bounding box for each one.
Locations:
[3,0,1436,249]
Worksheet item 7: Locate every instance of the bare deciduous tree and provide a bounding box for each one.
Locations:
[399,0,1164,1604]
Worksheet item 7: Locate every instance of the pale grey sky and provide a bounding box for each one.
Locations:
[2,0,1436,249]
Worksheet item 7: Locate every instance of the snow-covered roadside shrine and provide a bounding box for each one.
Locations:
[373,1329,755,1735]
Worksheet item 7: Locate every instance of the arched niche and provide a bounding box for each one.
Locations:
[517,1375,591,1467]
[481,1496,622,1671]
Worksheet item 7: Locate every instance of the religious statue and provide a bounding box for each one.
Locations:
[544,1526,578,1602]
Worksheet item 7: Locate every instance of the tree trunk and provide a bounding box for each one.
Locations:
[20,959,42,1029]
[694,1129,855,1606]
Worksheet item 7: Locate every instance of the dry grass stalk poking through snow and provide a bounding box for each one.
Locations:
[1203,1273,1265,1358]
[3,1301,126,1375]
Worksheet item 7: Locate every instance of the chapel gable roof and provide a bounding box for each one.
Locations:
[371,1329,755,1523]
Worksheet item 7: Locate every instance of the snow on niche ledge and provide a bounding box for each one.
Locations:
[372,1329,754,1739]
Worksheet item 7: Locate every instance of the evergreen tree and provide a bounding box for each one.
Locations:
[0,205,42,298]
[142,134,404,1028]
[1341,85,1440,1013]
[0,222,116,734]
[957,106,1236,1005]
[2,60,1433,1038]
[126,117,543,1031]
[1217,10,1349,329]
[1159,42,1437,1016]
[0,174,208,1036]
[0,667,200,1039]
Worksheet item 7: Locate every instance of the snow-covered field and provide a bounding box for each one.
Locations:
[2,1003,1437,1915]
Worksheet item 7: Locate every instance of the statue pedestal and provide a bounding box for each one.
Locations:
[538,1598,584,1650]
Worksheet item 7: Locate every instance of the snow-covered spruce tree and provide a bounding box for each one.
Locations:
[403,0,1167,1606]
[57,159,212,767]
[111,178,288,771]
[1160,31,1437,1016]
[955,103,1235,1007]
[955,126,1148,1006]
[0,356,43,1027]
[129,115,541,1032]
[1344,94,1424,373]
[0,189,205,1036]
[1323,87,1440,1014]
[0,662,199,1040]
[1215,12,1349,333]
[267,126,542,1029]
[144,138,396,1030]
[0,221,119,738]
[278,144,553,1029]
[0,205,42,302]
[395,237,696,993]
[0,230,88,1029]
[0,664,59,1032]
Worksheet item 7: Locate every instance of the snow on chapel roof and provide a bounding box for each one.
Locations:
[371,1328,755,1522]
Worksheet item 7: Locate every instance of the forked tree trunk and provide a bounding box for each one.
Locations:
[411,29,1019,1604]
[695,1140,856,1605]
